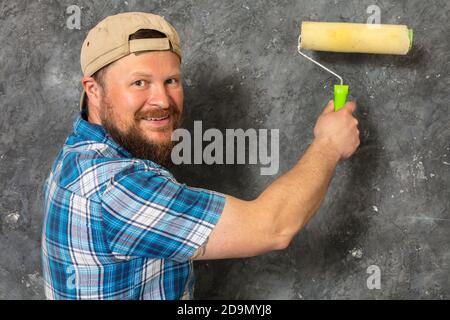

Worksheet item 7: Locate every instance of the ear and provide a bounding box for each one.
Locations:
[82,76,102,111]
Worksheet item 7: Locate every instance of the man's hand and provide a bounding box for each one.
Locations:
[313,100,360,161]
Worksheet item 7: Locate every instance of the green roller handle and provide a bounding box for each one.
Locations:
[334,84,349,112]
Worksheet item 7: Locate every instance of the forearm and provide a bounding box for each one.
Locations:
[199,101,359,259]
[255,137,340,245]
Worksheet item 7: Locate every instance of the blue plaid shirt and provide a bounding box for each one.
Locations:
[41,115,225,300]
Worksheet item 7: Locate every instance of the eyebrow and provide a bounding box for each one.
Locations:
[130,71,181,78]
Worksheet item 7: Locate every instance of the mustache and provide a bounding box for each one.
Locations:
[135,106,179,119]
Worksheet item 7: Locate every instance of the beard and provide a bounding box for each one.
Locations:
[100,96,182,168]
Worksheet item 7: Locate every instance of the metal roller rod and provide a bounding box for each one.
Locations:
[297,34,343,85]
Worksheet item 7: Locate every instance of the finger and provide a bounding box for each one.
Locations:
[322,100,334,114]
[344,100,357,114]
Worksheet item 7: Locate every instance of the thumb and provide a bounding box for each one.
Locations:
[322,100,335,115]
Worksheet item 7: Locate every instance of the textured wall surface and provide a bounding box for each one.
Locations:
[0,0,449,299]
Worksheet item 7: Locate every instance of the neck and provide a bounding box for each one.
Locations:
[86,106,102,126]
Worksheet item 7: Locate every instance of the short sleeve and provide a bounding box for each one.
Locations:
[100,166,225,262]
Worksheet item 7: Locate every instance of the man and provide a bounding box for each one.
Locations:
[41,12,359,300]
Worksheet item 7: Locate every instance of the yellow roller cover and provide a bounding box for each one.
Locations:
[300,21,412,55]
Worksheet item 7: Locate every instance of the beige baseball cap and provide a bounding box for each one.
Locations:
[79,12,182,112]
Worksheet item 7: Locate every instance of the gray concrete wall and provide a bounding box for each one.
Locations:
[0,0,449,299]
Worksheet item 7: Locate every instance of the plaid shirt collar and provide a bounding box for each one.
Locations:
[73,115,134,159]
[73,115,169,172]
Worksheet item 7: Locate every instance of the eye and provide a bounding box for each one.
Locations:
[165,78,178,85]
[134,80,146,87]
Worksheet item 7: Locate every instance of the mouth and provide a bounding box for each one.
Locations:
[140,114,171,128]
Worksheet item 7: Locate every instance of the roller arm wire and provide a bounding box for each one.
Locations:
[297,34,343,85]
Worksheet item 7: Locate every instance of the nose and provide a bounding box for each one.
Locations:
[149,83,171,110]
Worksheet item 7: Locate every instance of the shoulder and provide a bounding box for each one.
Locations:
[49,137,173,200]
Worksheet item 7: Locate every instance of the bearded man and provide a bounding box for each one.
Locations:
[41,12,359,300]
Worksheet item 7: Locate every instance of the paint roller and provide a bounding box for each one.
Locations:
[298,21,413,111]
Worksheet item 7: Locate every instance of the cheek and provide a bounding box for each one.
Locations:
[172,89,184,111]
[123,90,145,107]
[108,90,146,120]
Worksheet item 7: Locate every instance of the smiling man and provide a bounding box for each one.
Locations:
[42,12,360,300]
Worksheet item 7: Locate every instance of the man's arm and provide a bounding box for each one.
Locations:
[192,100,360,260]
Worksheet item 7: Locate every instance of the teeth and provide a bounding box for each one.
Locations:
[144,115,169,121]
